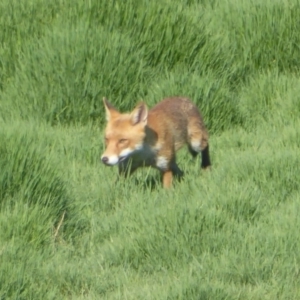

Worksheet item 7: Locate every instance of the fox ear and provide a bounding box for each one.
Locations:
[130,102,148,126]
[103,97,119,121]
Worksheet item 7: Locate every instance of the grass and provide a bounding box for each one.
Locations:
[0,0,300,299]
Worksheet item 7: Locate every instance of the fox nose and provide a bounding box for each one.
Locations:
[101,156,109,164]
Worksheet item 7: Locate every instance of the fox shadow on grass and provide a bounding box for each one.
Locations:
[114,173,160,191]
[113,152,211,191]
[115,168,202,191]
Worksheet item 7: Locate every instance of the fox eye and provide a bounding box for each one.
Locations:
[119,139,128,144]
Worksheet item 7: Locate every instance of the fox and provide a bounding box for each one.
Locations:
[101,96,211,188]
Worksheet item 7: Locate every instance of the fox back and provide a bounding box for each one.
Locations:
[101,97,211,188]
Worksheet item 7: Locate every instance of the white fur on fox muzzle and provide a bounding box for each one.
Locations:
[101,155,119,166]
[119,148,133,158]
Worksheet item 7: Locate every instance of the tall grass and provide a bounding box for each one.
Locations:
[0,0,300,299]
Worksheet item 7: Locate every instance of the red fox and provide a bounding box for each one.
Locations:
[101,97,211,188]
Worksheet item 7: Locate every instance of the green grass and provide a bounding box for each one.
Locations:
[1,0,300,299]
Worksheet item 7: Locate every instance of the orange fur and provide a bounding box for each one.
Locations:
[101,97,211,188]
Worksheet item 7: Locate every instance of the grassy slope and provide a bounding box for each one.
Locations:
[0,0,300,299]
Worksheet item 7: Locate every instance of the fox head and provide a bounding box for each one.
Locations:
[101,98,148,166]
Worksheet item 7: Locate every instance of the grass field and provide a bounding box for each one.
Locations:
[1,0,300,299]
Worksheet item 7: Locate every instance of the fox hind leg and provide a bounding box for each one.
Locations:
[200,144,211,169]
[188,121,211,169]
[188,144,199,158]
[188,137,211,169]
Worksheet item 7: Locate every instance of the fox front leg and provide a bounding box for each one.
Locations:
[161,170,173,188]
